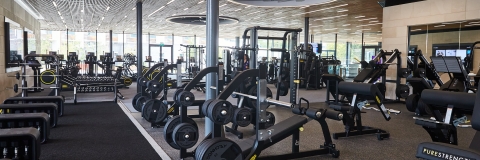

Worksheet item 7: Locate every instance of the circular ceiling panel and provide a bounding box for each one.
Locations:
[166,15,239,25]
[228,0,336,7]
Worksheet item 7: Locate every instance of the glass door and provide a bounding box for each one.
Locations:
[363,46,380,61]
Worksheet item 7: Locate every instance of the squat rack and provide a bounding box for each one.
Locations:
[242,26,302,104]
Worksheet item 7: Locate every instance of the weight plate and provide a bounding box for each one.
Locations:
[405,94,419,112]
[398,68,411,78]
[172,123,199,149]
[414,68,426,78]
[417,99,429,116]
[173,88,185,104]
[134,96,149,112]
[123,77,133,86]
[280,67,290,81]
[163,116,197,150]
[142,99,155,118]
[201,99,215,116]
[132,93,142,107]
[276,81,289,96]
[154,102,169,124]
[245,86,272,108]
[149,70,160,80]
[177,91,195,106]
[207,100,234,125]
[40,70,56,85]
[233,108,252,127]
[195,138,243,160]
[138,77,147,86]
[147,80,162,93]
[265,111,276,128]
[395,84,410,99]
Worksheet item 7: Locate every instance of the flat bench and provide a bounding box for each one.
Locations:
[0,113,50,143]
[0,128,41,160]
[0,103,58,128]
[4,96,65,116]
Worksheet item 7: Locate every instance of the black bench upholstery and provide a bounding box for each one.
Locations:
[0,103,58,127]
[0,113,50,143]
[4,96,65,116]
[0,128,41,160]
[421,89,475,111]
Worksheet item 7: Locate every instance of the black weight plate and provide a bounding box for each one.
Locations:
[142,99,155,119]
[202,99,215,116]
[276,81,289,96]
[233,108,252,127]
[416,99,429,116]
[246,86,272,108]
[414,68,426,78]
[177,91,195,106]
[195,138,243,160]
[163,116,197,149]
[172,123,199,149]
[405,94,419,112]
[208,100,234,125]
[395,84,410,99]
[148,80,162,93]
[173,88,185,104]
[398,68,411,78]
[154,102,168,124]
[132,93,142,107]
[280,67,290,81]
[138,77,147,86]
[265,111,276,128]
[134,96,149,112]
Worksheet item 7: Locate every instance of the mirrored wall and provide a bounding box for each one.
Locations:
[4,18,23,72]
[408,20,480,72]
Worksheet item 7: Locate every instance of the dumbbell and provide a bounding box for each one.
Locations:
[6,84,60,93]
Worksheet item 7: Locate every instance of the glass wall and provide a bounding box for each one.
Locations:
[408,20,480,72]
[27,31,36,53]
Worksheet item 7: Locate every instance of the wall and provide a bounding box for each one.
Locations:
[382,0,480,99]
[0,0,41,100]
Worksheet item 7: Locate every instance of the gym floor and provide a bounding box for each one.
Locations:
[33,84,476,159]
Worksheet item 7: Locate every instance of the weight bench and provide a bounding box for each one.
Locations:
[0,103,58,128]
[416,89,475,145]
[0,113,50,143]
[3,96,64,116]
[322,74,347,104]
[415,87,480,159]
[0,128,41,160]
[330,81,391,140]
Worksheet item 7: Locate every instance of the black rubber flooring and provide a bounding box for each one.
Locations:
[40,102,161,160]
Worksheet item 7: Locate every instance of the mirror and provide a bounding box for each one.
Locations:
[4,17,23,72]
[25,28,36,55]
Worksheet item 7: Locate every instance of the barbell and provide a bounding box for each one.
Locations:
[7,84,60,93]
[208,86,344,121]
[9,72,61,80]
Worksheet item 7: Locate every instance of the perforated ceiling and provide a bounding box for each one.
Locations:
[25,0,383,42]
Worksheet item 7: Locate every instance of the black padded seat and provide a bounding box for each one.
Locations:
[421,89,475,111]
[4,96,65,116]
[338,81,380,96]
[407,77,433,90]
[416,142,480,160]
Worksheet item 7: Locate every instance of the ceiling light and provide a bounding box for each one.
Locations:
[60,16,63,19]
[313,14,347,21]
[274,12,282,15]
[342,24,350,26]
[184,8,189,10]
[220,4,227,7]
[337,9,348,12]
[272,16,286,20]
[81,19,83,21]
[411,29,422,31]
[125,15,127,18]
[358,17,377,21]
[234,9,241,11]
[356,23,382,27]
[57,11,61,15]
[64,25,67,28]
[311,25,323,28]
[167,0,175,4]
[469,21,480,24]
[355,15,365,18]
[369,21,379,23]
[299,6,308,9]
[324,28,338,31]
[149,6,165,17]
[81,10,84,12]
[198,1,205,4]
[359,28,371,30]
[132,7,136,10]
[345,29,351,30]
[434,25,445,27]
[172,14,176,16]
[53,1,57,7]
[98,24,101,27]
[200,11,206,14]
[101,17,104,20]
[293,4,348,16]
[106,6,110,11]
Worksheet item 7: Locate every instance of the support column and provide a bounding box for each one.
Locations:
[334,33,337,58]
[304,17,309,50]
[235,37,240,48]
[136,0,143,93]
[109,30,113,55]
[205,0,219,135]
[122,31,125,55]
[67,29,69,53]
